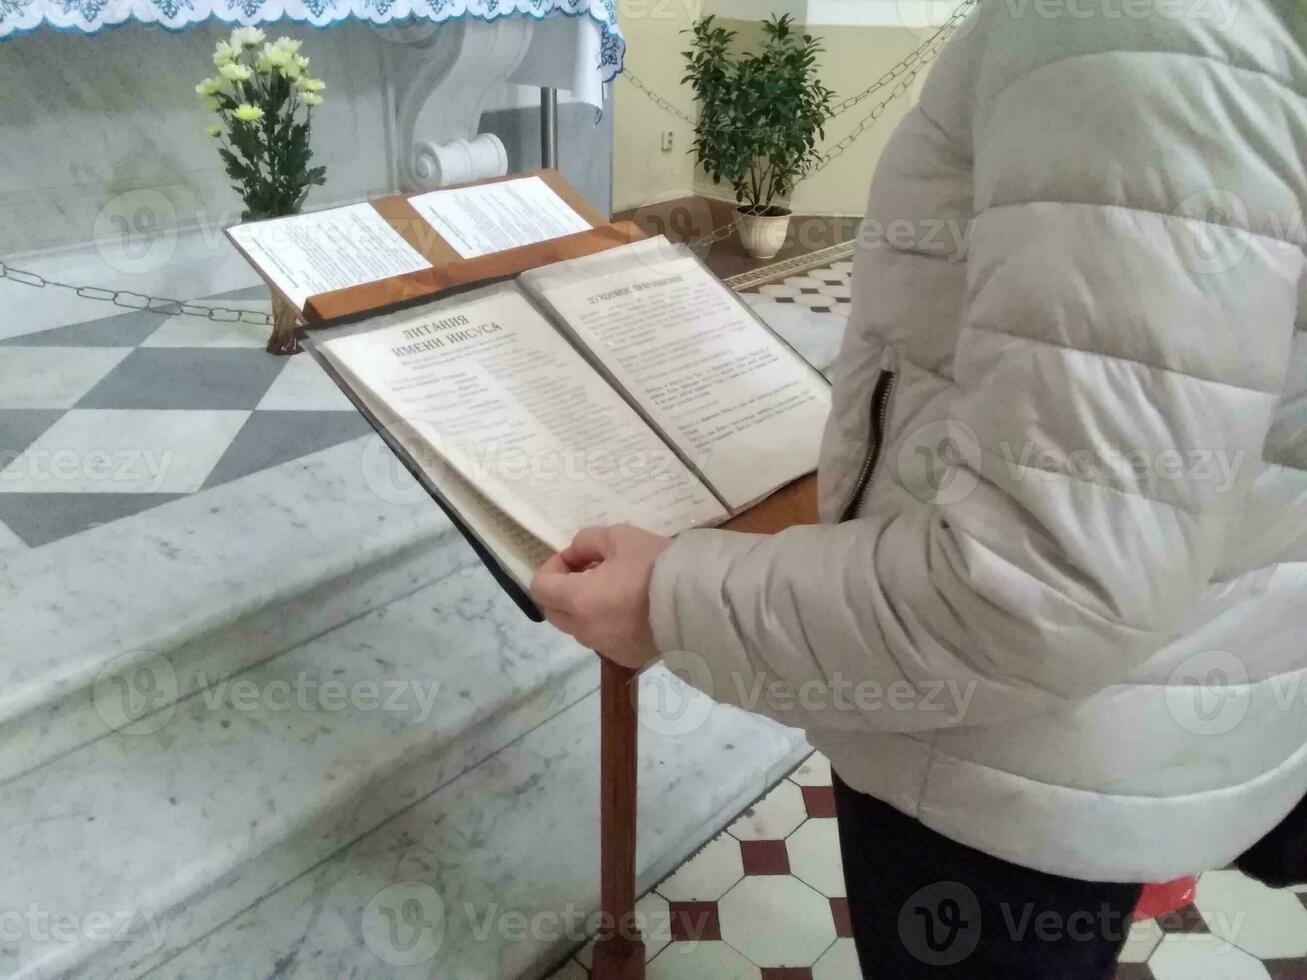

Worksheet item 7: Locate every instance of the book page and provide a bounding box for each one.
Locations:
[328,370,555,590]
[227,204,433,309]
[521,238,832,511]
[315,283,727,553]
[423,461,556,590]
[407,176,592,260]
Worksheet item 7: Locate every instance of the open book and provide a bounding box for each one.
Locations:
[306,235,831,617]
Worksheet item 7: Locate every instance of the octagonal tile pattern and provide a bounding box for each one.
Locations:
[549,749,1307,980]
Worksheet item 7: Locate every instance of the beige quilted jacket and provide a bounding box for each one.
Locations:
[650,0,1307,880]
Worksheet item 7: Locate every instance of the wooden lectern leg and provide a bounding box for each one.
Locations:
[591,657,646,980]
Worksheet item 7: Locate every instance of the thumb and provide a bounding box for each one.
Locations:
[561,526,612,570]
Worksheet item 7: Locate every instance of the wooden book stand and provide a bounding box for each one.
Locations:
[226,170,822,980]
[592,476,819,980]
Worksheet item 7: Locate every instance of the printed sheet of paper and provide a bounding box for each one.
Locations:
[522,238,832,511]
[228,204,432,309]
[316,283,727,553]
[335,380,556,590]
[408,176,592,260]
[417,464,558,590]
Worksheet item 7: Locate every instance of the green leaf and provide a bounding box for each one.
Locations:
[682,14,836,207]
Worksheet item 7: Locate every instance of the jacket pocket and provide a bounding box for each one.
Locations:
[839,369,897,522]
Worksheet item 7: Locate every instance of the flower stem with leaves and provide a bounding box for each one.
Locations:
[198,29,327,221]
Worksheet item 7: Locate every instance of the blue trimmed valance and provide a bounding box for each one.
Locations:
[0,0,625,83]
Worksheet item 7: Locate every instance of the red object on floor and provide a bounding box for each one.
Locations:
[1133,876,1197,921]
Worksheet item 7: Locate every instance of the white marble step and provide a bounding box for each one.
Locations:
[0,434,464,786]
[0,283,843,791]
[140,671,809,980]
[0,562,599,980]
[0,282,838,980]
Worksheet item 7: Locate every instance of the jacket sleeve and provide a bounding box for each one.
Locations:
[647,9,1305,732]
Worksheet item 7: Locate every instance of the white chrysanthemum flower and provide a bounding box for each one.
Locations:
[206,123,223,137]
[296,77,325,93]
[281,61,303,81]
[195,77,223,97]
[219,62,253,83]
[301,92,323,107]
[292,54,309,70]
[230,27,265,48]
[260,41,291,68]
[232,103,264,123]
[212,40,237,66]
[205,97,222,112]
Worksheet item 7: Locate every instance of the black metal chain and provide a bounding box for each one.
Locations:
[0,260,274,325]
[812,33,954,172]
[621,68,696,125]
[824,0,977,119]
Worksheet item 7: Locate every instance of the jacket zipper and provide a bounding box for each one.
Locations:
[839,369,896,522]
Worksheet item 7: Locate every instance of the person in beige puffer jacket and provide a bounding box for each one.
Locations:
[533,0,1307,974]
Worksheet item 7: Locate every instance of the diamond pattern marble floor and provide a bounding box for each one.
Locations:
[0,256,853,554]
[0,301,367,550]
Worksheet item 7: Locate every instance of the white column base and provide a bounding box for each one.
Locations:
[412,133,509,189]
[383,18,535,192]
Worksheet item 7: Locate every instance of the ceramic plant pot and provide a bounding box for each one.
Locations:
[736,205,792,259]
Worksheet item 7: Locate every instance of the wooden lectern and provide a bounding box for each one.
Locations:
[225,170,823,980]
[590,475,820,980]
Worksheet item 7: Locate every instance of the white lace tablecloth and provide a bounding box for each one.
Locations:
[0,0,624,103]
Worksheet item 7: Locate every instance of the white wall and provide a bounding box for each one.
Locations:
[0,23,394,257]
[609,0,704,214]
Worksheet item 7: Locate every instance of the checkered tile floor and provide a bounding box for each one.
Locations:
[549,752,1307,980]
[732,256,854,318]
[0,291,371,550]
[0,251,856,555]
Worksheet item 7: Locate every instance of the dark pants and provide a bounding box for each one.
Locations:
[833,773,1142,979]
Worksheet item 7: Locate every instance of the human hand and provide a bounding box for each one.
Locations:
[529,524,672,669]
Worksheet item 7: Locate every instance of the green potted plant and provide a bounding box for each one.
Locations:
[683,14,835,259]
[197,29,327,354]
